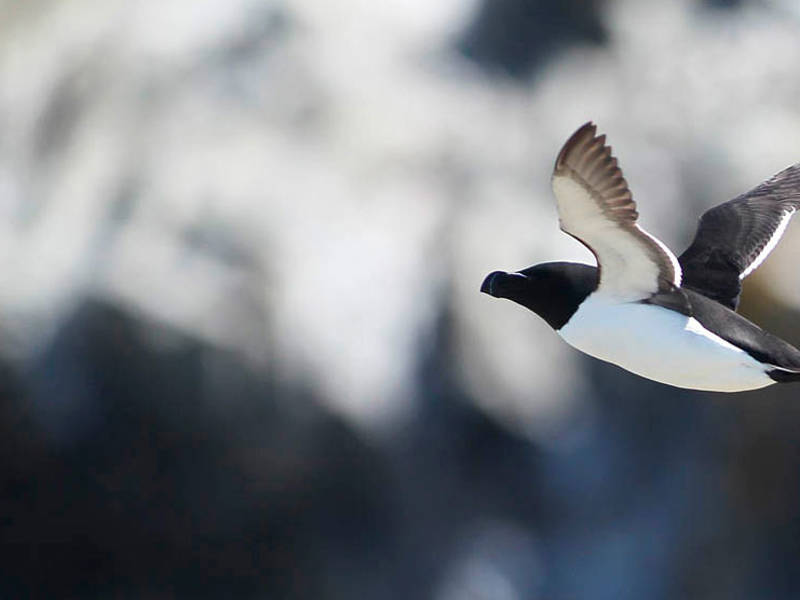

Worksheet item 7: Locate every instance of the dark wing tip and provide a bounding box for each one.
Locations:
[554,122,596,171]
[553,122,637,224]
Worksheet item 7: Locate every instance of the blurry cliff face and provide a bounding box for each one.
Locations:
[2,0,800,433]
[4,0,800,598]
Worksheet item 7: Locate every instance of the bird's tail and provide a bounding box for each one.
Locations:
[767,368,800,383]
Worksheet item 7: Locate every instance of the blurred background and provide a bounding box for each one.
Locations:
[3,0,800,597]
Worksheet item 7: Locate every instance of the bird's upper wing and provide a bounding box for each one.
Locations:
[678,163,800,310]
[551,122,681,301]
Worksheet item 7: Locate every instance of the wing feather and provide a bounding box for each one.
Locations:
[552,122,681,301]
[679,163,800,310]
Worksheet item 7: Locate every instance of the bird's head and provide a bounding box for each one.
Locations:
[480,262,598,330]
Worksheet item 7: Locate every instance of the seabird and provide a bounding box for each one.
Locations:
[481,122,800,391]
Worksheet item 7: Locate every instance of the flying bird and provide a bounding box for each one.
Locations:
[481,122,800,391]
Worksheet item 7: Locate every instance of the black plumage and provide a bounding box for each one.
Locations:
[481,121,800,390]
[679,164,800,309]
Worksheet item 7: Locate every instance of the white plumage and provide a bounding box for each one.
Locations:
[558,295,774,391]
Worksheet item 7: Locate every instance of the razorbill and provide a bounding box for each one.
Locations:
[481,122,800,391]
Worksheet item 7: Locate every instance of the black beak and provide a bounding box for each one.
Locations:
[481,271,529,297]
[481,271,507,296]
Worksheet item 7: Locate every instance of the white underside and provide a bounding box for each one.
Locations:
[558,294,776,392]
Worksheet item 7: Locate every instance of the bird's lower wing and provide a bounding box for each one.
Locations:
[679,163,800,310]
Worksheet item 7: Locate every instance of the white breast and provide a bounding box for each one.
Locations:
[558,295,775,392]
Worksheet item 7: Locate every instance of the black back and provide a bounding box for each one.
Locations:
[678,163,800,310]
[481,262,598,330]
[483,260,800,382]
[645,286,800,373]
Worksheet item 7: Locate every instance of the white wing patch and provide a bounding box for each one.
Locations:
[739,208,796,280]
[553,174,681,301]
[684,316,741,352]
[645,230,683,285]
